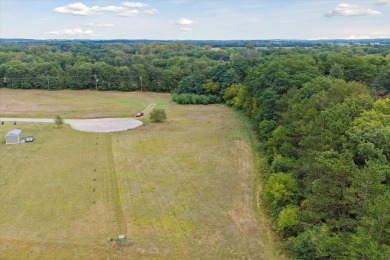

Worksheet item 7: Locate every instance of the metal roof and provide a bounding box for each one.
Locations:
[6,129,22,136]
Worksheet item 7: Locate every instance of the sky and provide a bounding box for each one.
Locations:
[0,0,389,40]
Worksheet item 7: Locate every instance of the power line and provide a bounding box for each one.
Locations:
[1,74,146,90]
[2,75,142,81]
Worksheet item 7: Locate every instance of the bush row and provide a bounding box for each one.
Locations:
[172,93,222,104]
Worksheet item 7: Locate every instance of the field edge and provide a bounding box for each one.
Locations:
[233,110,289,259]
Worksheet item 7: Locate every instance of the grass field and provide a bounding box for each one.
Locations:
[0,88,168,118]
[0,89,282,259]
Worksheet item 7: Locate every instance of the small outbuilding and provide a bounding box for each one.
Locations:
[118,235,126,242]
[5,129,22,144]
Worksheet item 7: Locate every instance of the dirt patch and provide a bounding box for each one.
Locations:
[142,103,155,113]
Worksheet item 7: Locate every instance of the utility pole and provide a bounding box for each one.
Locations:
[94,74,99,90]
[140,76,143,92]
[47,76,50,90]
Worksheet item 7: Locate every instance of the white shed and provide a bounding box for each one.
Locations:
[6,129,22,144]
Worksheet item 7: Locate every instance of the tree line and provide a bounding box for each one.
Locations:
[169,43,390,258]
[0,41,237,92]
[0,41,389,258]
[222,49,389,259]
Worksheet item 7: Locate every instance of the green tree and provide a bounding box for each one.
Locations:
[314,225,348,259]
[223,83,245,107]
[245,42,254,49]
[329,63,344,79]
[258,120,277,141]
[92,62,118,90]
[264,172,298,214]
[346,98,389,166]
[221,68,240,89]
[304,151,358,231]
[374,63,390,94]
[202,79,220,94]
[293,225,348,259]
[348,227,386,259]
[176,75,205,95]
[252,54,320,95]
[277,204,300,237]
[65,62,94,89]
[293,229,317,260]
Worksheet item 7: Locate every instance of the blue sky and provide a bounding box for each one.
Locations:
[1,0,389,40]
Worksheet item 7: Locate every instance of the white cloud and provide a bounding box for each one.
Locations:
[144,9,159,14]
[53,2,154,17]
[309,37,330,40]
[122,2,148,8]
[53,2,100,16]
[170,18,198,33]
[100,6,127,13]
[86,23,114,27]
[347,35,370,39]
[48,28,94,36]
[118,10,140,16]
[171,18,198,25]
[347,31,390,39]
[180,27,193,32]
[325,3,381,17]
[376,0,390,5]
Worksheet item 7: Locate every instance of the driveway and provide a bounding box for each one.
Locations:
[0,117,143,133]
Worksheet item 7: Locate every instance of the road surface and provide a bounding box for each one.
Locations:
[0,117,143,133]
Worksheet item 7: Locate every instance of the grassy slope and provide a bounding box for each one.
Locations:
[0,90,281,259]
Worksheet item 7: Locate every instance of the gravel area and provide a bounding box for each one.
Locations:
[0,117,143,133]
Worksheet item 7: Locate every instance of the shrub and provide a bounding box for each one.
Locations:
[54,115,64,126]
[172,93,222,105]
[149,108,167,122]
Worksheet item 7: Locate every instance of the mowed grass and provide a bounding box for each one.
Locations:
[0,89,281,259]
[0,88,167,118]
[0,122,125,258]
[111,103,280,258]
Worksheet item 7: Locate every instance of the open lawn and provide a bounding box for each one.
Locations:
[0,89,282,259]
[0,123,124,258]
[0,88,167,119]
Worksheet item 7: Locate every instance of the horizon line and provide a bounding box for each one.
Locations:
[1,37,390,41]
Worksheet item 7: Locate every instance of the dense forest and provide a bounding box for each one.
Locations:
[0,41,389,259]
